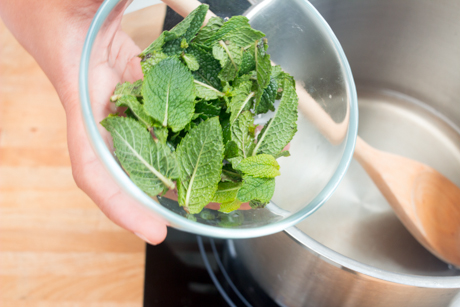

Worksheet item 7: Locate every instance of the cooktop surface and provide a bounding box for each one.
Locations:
[143,227,277,307]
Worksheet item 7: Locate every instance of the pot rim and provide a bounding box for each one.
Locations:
[285,226,460,288]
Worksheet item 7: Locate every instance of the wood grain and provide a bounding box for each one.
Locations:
[0,4,167,305]
[354,136,460,267]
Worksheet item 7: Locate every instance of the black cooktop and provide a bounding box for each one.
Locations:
[143,227,278,307]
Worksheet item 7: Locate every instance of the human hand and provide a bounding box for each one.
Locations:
[0,0,168,244]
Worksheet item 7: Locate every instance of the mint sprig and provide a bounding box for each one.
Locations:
[102,4,299,215]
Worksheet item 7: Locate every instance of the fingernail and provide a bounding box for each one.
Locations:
[135,232,155,245]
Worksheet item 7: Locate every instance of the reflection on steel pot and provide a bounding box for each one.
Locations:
[232,0,460,306]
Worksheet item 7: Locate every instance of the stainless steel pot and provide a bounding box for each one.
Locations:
[232,0,460,306]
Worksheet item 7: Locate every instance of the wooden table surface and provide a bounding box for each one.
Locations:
[0,5,166,306]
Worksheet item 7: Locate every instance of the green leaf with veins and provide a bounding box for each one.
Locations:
[111,80,143,101]
[101,116,178,196]
[194,16,224,44]
[253,79,298,156]
[212,181,242,203]
[180,38,189,49]
[221,26,265,48]
[219,199,243,213]
[162,4,209,55]
[142,57,195,132]
[271,65,296,99]
[187,44,222,90]
[171,5,209,40]
[115,96,155,129]
[228,81,254,125]
[224,140,239,161]
[153,126,168,144]
[254,39,272,109]
[141,52,169,75]
[239,46,256,76]
[202,16,252,46]
[139,31,177,58]
[230,111,255,164]
[221,118,231,145]
[221,165,242,182]
[213,41,243,82]
[194,100,221,120]
[182,53,199,71]
[194,80,225,100]
[256,77,277,114]
[235,154,280,178]
[176,117,224,214]
[237,175,275,203]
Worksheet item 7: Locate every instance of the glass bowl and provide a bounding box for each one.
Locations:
[79,0,358,238]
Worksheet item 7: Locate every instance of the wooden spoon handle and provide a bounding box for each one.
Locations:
[161,0,349,145]
[161,0,216,22]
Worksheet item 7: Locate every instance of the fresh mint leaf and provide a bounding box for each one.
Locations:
[124,108,137,121]
[219,199,243,213]
[140,31,177,58]
[202,16,251,46]
[221,165,242,182]
[270,65,284,80]
[254,39,272,110]
[171,4,208,41]
[235,154,280,178]
[194,16,224,45]
[176,117,224,214]
[115,96,155,129]
[271,65,295,99]
[230,111,255,167]
[228,156,243,168]
[228,80,254,124]
[237,175,275,203]
[194,80,225,100]
[101,116,178,196]
[256,77,277,114]
[253,79,298,156]
[187,44,222,90]
[182,53,199,71]
[212,181,242,203]
[194,100,221,120]
[221,26,265,48]
[153,126,168,144]
[141,52,169,75]
[239,46,256,76]
[142,57,195,132]
[224,140,239,161]
[111,80,143,101]
[221,118,231,144]
[249,199,267,209]
[274,150,290,159]
[213,41,243,82]
[180,38,189,49]
[163,4,209,55]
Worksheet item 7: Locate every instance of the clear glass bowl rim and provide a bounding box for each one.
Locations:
[78,0,358,239]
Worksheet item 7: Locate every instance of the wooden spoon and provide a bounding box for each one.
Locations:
[354,137,460,267]
[161,0,460,267]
